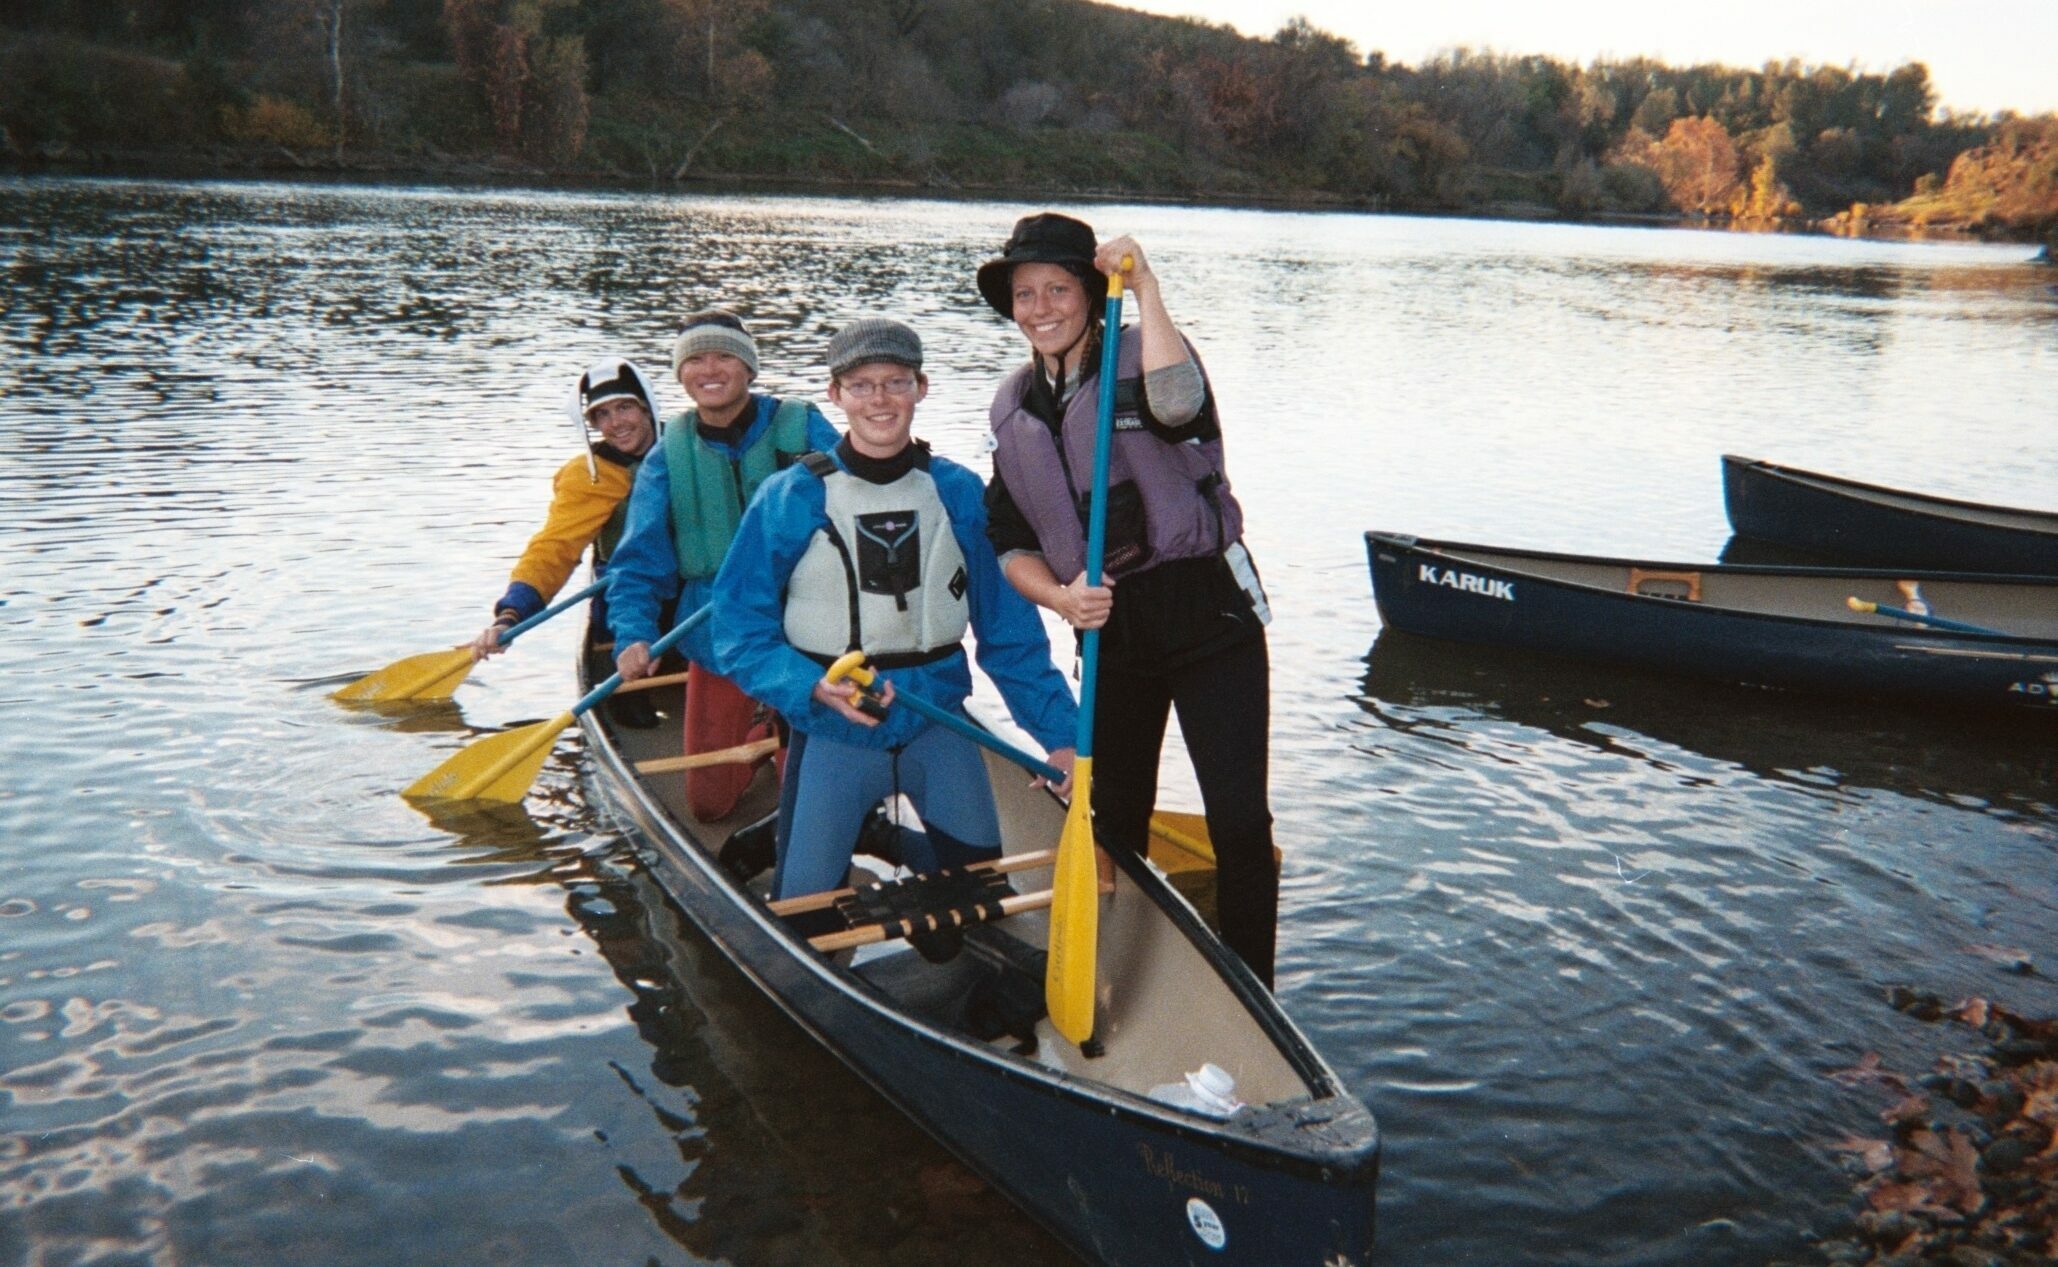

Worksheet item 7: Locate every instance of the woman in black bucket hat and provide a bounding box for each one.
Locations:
[977,212,1280,986]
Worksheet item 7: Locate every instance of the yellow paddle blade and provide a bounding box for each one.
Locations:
[403,711,575,805]
[1045,757,1100,1045]
[333,647,475,702]
[1147,811,1216,873]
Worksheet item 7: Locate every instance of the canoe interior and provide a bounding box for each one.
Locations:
[1406,539,2058,639]
[598,681,1320,1111]
[1741,458,2058,536]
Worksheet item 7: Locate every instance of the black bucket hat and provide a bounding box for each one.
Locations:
[976,212,1108,318]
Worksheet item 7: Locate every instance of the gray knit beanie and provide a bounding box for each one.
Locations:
[671,308,760,379]
[826,318,923,378]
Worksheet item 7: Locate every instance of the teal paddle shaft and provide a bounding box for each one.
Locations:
[1862,599,2003,637]
[570,604,711,718]
[500,577,605,646]
[1075,272,1126,761]
[870,682,1065,783]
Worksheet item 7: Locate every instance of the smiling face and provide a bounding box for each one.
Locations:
[676,351,752,418]
[1010,261,1092,366]
[586,396,655,456]
[826,363,927,460]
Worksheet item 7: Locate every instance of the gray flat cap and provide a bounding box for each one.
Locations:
[826,317,923,377]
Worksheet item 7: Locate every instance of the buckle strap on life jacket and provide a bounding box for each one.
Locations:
[800,643,963,671]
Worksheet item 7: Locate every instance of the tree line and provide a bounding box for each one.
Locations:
[2,0,2052,238]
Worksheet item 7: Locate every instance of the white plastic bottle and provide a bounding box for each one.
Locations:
[1146,1063,1245,1118]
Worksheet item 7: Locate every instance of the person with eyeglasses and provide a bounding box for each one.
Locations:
[708,318,1078,921]
[605,308,841,821]
[975,212,1279,986]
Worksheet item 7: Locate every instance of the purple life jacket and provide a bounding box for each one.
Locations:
[988,325,1243,584]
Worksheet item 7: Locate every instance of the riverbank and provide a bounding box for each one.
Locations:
[7,17,2054,250]
[4,140,2043,251]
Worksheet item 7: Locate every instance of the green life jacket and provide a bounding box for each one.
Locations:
[596,489,631,564]
[664,397,813,581]
[593,451,645,566]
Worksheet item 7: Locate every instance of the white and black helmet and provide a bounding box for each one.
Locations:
[566,357,661,476]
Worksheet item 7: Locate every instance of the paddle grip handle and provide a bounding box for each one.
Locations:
[1108,254,1131,299]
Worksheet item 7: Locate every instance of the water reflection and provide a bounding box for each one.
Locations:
[1358,628,2058,821]
[557,850,1070,1266]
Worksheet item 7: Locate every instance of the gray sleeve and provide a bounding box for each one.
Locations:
[1142,356,1206,428]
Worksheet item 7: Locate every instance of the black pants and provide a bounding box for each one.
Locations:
[1090,631,1277,986]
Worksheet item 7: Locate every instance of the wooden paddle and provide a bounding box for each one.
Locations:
[1846,596,2003,636]
[404,603,710,805]
[334,578,605,702]
[1047,257,1129,1048]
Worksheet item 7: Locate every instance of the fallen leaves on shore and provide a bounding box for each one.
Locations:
[1805,990,2057,1265]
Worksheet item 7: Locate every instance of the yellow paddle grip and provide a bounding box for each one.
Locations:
[825,650,875,688]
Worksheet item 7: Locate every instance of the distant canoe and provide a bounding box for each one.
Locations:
[1722,455,2058,574]
[577,620,1381,1265]
[1365,532,2058,713]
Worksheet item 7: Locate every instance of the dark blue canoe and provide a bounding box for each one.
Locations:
[576,624,1380,1266]
[1722,454,2058,574]
[1366,532,2058,713]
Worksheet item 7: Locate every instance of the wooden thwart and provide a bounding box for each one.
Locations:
[634,736,780,775]
[617,669,692,695]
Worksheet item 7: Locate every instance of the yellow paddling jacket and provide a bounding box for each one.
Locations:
[497,452,639,619]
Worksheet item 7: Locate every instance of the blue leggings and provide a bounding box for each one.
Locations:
[771,722,1004,900]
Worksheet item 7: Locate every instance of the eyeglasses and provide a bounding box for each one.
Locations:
[840,375,919,400]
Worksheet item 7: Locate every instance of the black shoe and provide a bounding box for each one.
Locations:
[908,924,964,964]
[719,812,778,882]
[853,803,902,865]
[606,690,660,730]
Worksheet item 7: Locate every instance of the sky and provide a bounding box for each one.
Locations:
[1116,0,2058,118]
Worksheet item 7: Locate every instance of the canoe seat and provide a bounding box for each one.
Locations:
[771,850,1057,953]
[1627,567,1702,602]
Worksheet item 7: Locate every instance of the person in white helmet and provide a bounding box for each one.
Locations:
[469,357,663,723]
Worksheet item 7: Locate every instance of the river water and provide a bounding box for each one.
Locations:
[2,175,2054,1266]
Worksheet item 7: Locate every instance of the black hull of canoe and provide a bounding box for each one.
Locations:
[1366,534,2058,714]
[1722,455,2058,575]
[577,704,1378,1264]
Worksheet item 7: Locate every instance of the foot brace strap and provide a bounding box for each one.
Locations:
[771,851,1058,952]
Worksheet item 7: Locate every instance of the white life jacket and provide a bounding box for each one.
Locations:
[782,451,970,667]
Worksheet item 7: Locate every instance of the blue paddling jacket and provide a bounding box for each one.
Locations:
[711,439,1078,754]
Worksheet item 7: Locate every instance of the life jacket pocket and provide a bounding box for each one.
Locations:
[1087,480,1153,580]
[855,510,922,611]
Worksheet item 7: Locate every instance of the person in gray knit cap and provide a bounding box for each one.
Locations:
[707,317,1078,924]
[604,306,841,822]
